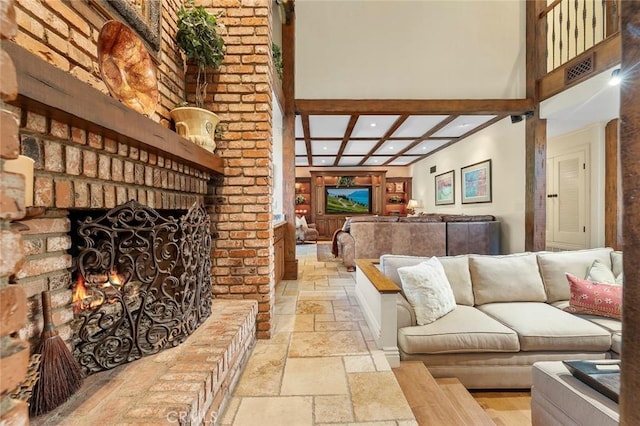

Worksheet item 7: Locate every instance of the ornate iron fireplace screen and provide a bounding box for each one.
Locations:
[72,201,212,374]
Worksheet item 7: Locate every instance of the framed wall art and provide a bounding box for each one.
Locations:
[435,170,455,205]
[461,159,492,204]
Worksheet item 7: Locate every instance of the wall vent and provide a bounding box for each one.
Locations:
[565,53,595,85]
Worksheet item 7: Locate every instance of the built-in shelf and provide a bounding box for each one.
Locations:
[3,41,223,176]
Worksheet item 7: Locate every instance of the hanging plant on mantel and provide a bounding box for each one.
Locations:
[336,176,354,188]
[170,0,226,154]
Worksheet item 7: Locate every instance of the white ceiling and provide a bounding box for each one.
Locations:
[542,66,621,138]
[294,113,502,167]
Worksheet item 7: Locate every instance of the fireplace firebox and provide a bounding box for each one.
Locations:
[70,200,213,374]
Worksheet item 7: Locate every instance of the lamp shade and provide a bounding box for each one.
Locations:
[407,199,421,209]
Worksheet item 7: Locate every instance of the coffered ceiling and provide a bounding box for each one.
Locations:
[294,99,533,168]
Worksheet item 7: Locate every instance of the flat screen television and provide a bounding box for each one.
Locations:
[325,187,372,214]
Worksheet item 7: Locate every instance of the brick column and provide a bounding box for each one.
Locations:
[0,1,30,423]
[195,0,275,338]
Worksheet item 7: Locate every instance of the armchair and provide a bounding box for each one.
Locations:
[295,215,318,244]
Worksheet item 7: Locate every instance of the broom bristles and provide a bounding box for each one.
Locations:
[29,334,84,416]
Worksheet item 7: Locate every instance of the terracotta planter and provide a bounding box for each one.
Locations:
[169,106,220,153]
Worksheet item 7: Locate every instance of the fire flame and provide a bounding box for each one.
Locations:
[73,271,123,313]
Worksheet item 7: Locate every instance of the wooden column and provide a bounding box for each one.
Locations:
[605,119,622,250]
[524,0,547,251]
[620,2,640,424]
[282,2,298,280]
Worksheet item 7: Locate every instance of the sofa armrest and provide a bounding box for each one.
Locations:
[397,293,416,329]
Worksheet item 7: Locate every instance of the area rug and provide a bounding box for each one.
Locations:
[317,242,340,262]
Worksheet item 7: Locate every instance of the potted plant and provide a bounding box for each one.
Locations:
[170,0,225,153]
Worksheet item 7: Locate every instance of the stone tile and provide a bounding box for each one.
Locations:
[275,295,297,314]
[314,395,354,423]
[296,300,334,314]
[343,355,376,373]
[334,306,365,321]
[298,289,348,300]
[232,396,313,426]
[218,396,241,425]
[315,321,360,332]
[371,351,392,372]
[269,330,292,345]
[289,330,369,357]
[281,357,348,395]
[233,343,287,396]
[315,313,336,322]
[275,313,296,332]
[348,372,414,422]
[294,314,315,331]
[328,278,356,287]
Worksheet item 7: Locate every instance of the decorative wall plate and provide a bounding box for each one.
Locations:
[97,21,158,116]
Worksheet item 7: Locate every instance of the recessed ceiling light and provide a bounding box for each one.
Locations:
[388,146,394,150]
[459,123,470,128]
[323,146,327,150]
[321,159,326,163]
[370,123,377,127]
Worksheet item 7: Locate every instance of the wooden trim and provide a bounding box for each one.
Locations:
[525,1,547,252]
[619,3,640,422]
[605,119,622,250]
[355,259,401,294]
[3,41,223,175]
[282,4,298,280]
[295,99,534,115]
[538,34,621,101]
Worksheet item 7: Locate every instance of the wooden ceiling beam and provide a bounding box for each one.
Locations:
[295,99,534,115]
[334,114,359,166]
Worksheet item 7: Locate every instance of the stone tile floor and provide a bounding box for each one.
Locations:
[219,243,417,426]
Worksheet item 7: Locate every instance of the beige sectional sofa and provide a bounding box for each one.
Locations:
[379,247,622,389]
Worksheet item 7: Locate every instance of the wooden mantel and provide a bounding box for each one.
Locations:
[2,41,224,175]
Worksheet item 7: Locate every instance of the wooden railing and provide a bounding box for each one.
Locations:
[539,0,620,75]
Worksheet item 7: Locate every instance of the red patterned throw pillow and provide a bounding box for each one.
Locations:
[564,273,622,320]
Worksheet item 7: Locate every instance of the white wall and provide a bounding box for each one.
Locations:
[547,123,607,248]
[410,117,526,253]
[295,0,525,99]
[272,91,284,219]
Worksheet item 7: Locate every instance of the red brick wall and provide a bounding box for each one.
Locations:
[0,1,30,424]
[6,108,214,347]
[7,0,278,345]
[196,0,276,338]
[12,0,185,122]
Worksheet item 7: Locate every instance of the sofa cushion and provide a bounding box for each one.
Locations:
[398,305,520,354]
[477,302,612,352]
[399,216,442,222]
[552,300,622,333]
[397,258,456,325]
[380,254,474,306]
[611,251,624,283]
[536,248,613,302]
[564,274,622,320]
[470,253,546,305]
[441,214,495,222]
[586,259,619,285]
[438,255,474,306]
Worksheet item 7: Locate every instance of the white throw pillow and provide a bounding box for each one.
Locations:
[397,257,456,325]
[586,259,623,285]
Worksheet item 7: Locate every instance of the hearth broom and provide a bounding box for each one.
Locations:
[29,290,84,416]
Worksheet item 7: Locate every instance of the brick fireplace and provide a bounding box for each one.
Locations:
[1,0,279,421]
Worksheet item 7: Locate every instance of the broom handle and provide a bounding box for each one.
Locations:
[41,291,58,336]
